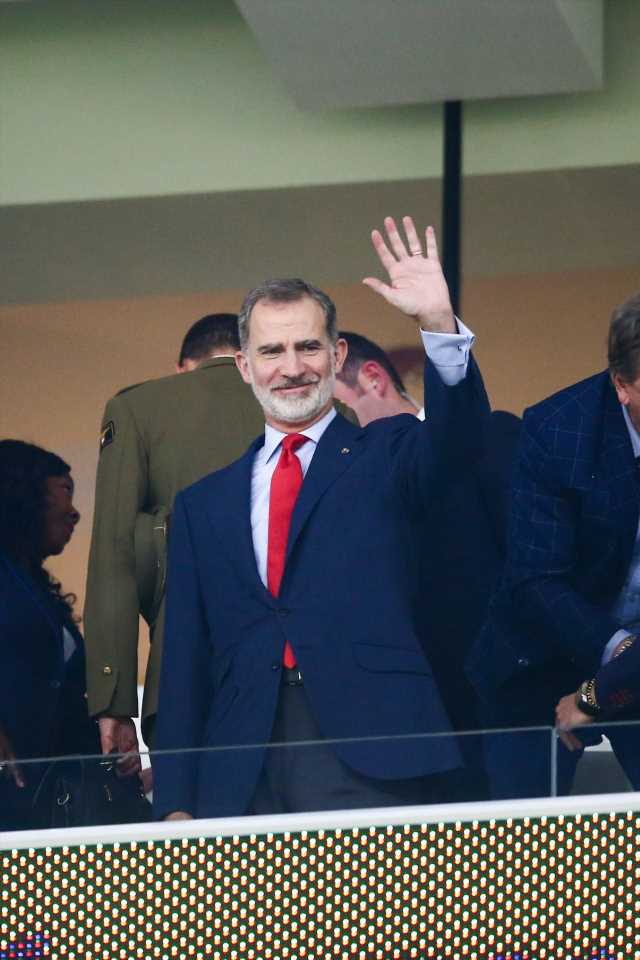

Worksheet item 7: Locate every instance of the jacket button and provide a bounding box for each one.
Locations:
[517,657,530,668]
[103,665,113,676]
[271,662,281,671]
[51,680,61,689]
[278,608,290,617]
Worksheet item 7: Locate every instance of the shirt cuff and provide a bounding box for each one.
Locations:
[602,629,632,665]
[420,318,475,386]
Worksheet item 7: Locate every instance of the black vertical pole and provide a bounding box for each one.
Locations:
[442,100,463,316]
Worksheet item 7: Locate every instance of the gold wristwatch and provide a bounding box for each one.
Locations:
[575,678,601,717]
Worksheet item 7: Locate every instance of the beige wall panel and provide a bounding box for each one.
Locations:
[1,0,639,205]
[0,290,247,680]
[2,263,639,682]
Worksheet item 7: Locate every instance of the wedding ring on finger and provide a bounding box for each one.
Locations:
[410,249,422,257]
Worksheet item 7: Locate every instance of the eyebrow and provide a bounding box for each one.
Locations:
[256,339,324,355]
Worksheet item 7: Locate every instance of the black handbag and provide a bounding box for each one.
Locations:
[31,755,152,829]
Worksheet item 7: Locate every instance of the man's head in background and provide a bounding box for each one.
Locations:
[176,313,241,373]
[609,292,640,433]
[334,331,420,426]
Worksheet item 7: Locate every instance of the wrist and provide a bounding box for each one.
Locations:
[575,678,601,718]
[417,309,456,334]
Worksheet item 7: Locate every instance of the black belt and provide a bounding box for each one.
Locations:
[282,667,303,686]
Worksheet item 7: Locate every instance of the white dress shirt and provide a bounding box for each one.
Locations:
[62,625,77,663]
[250,320,474,587]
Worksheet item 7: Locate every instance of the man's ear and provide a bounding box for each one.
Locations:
[334,337,348,375]
[612,372,630,406]
[176,358,199,373]
[359,360,388,395]
[235,350,252,384]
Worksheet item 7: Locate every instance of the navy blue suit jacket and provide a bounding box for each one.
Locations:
[0,553,99,827]
[154,358,489,819]
[0,554,98,759]
[469,371,640,703]
[417,411,521,737]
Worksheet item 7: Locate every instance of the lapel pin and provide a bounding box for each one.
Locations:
[341,447,350,455]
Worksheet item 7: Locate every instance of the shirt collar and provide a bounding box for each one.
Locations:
[263,406,337,464]
[622,405,640,458]
[198,355,236,369]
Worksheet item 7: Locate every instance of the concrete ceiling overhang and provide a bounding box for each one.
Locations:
[2,164,639,307]
[235,0,603,109]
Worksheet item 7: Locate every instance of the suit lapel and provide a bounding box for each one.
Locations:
[1,554,65,665]
[286,414,363,564]
[598,380,639,553]
[600,382,637,481]
[206,436,272,599]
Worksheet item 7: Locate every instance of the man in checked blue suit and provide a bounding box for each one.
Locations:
[154,217,489,821]
[469,293,640,798]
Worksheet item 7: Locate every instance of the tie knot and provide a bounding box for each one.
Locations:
[281,433,308,455]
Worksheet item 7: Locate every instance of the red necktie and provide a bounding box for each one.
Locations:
[267,433,308,668]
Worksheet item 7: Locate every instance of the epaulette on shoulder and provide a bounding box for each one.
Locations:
[114,381,144,398]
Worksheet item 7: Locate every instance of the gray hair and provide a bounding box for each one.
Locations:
[608,292,640,382]
[237,278,338,350]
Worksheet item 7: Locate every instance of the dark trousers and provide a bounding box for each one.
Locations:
[248,675,454,815]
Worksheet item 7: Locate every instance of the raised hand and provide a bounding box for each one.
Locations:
[363,216,455,333]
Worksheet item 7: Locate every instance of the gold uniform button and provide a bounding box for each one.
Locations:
[102,665,113,676]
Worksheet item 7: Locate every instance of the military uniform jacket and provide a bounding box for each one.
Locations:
[83,357,264,731]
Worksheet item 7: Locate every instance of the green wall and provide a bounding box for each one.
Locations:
[1,0,639,205]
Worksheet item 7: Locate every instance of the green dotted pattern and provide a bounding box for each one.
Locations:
[1,811,639,959]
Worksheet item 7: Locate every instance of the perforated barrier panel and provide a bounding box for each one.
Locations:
[1,798,638,959]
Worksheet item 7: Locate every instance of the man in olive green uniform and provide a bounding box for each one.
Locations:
[84,314,264,755]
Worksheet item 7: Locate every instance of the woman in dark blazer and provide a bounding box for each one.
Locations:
[0,440,100,829]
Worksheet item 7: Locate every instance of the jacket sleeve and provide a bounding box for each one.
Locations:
[594,638,640,714]
[83,394,147,718]
[505,413,621,673]
[398,354,490,513]
[153,491,211,819]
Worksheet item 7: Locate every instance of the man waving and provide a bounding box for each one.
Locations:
[154,217,488,820]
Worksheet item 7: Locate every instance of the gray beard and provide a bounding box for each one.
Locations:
[251,371,336,425]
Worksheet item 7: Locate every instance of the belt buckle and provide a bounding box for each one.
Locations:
[284,667,303,686]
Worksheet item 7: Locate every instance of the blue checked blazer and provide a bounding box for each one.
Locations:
[468,371,640,699]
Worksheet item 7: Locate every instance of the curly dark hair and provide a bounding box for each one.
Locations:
[0,439,77,619]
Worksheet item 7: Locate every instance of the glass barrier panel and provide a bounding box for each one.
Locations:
[3,718,639,837]
[563,716,639,796]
